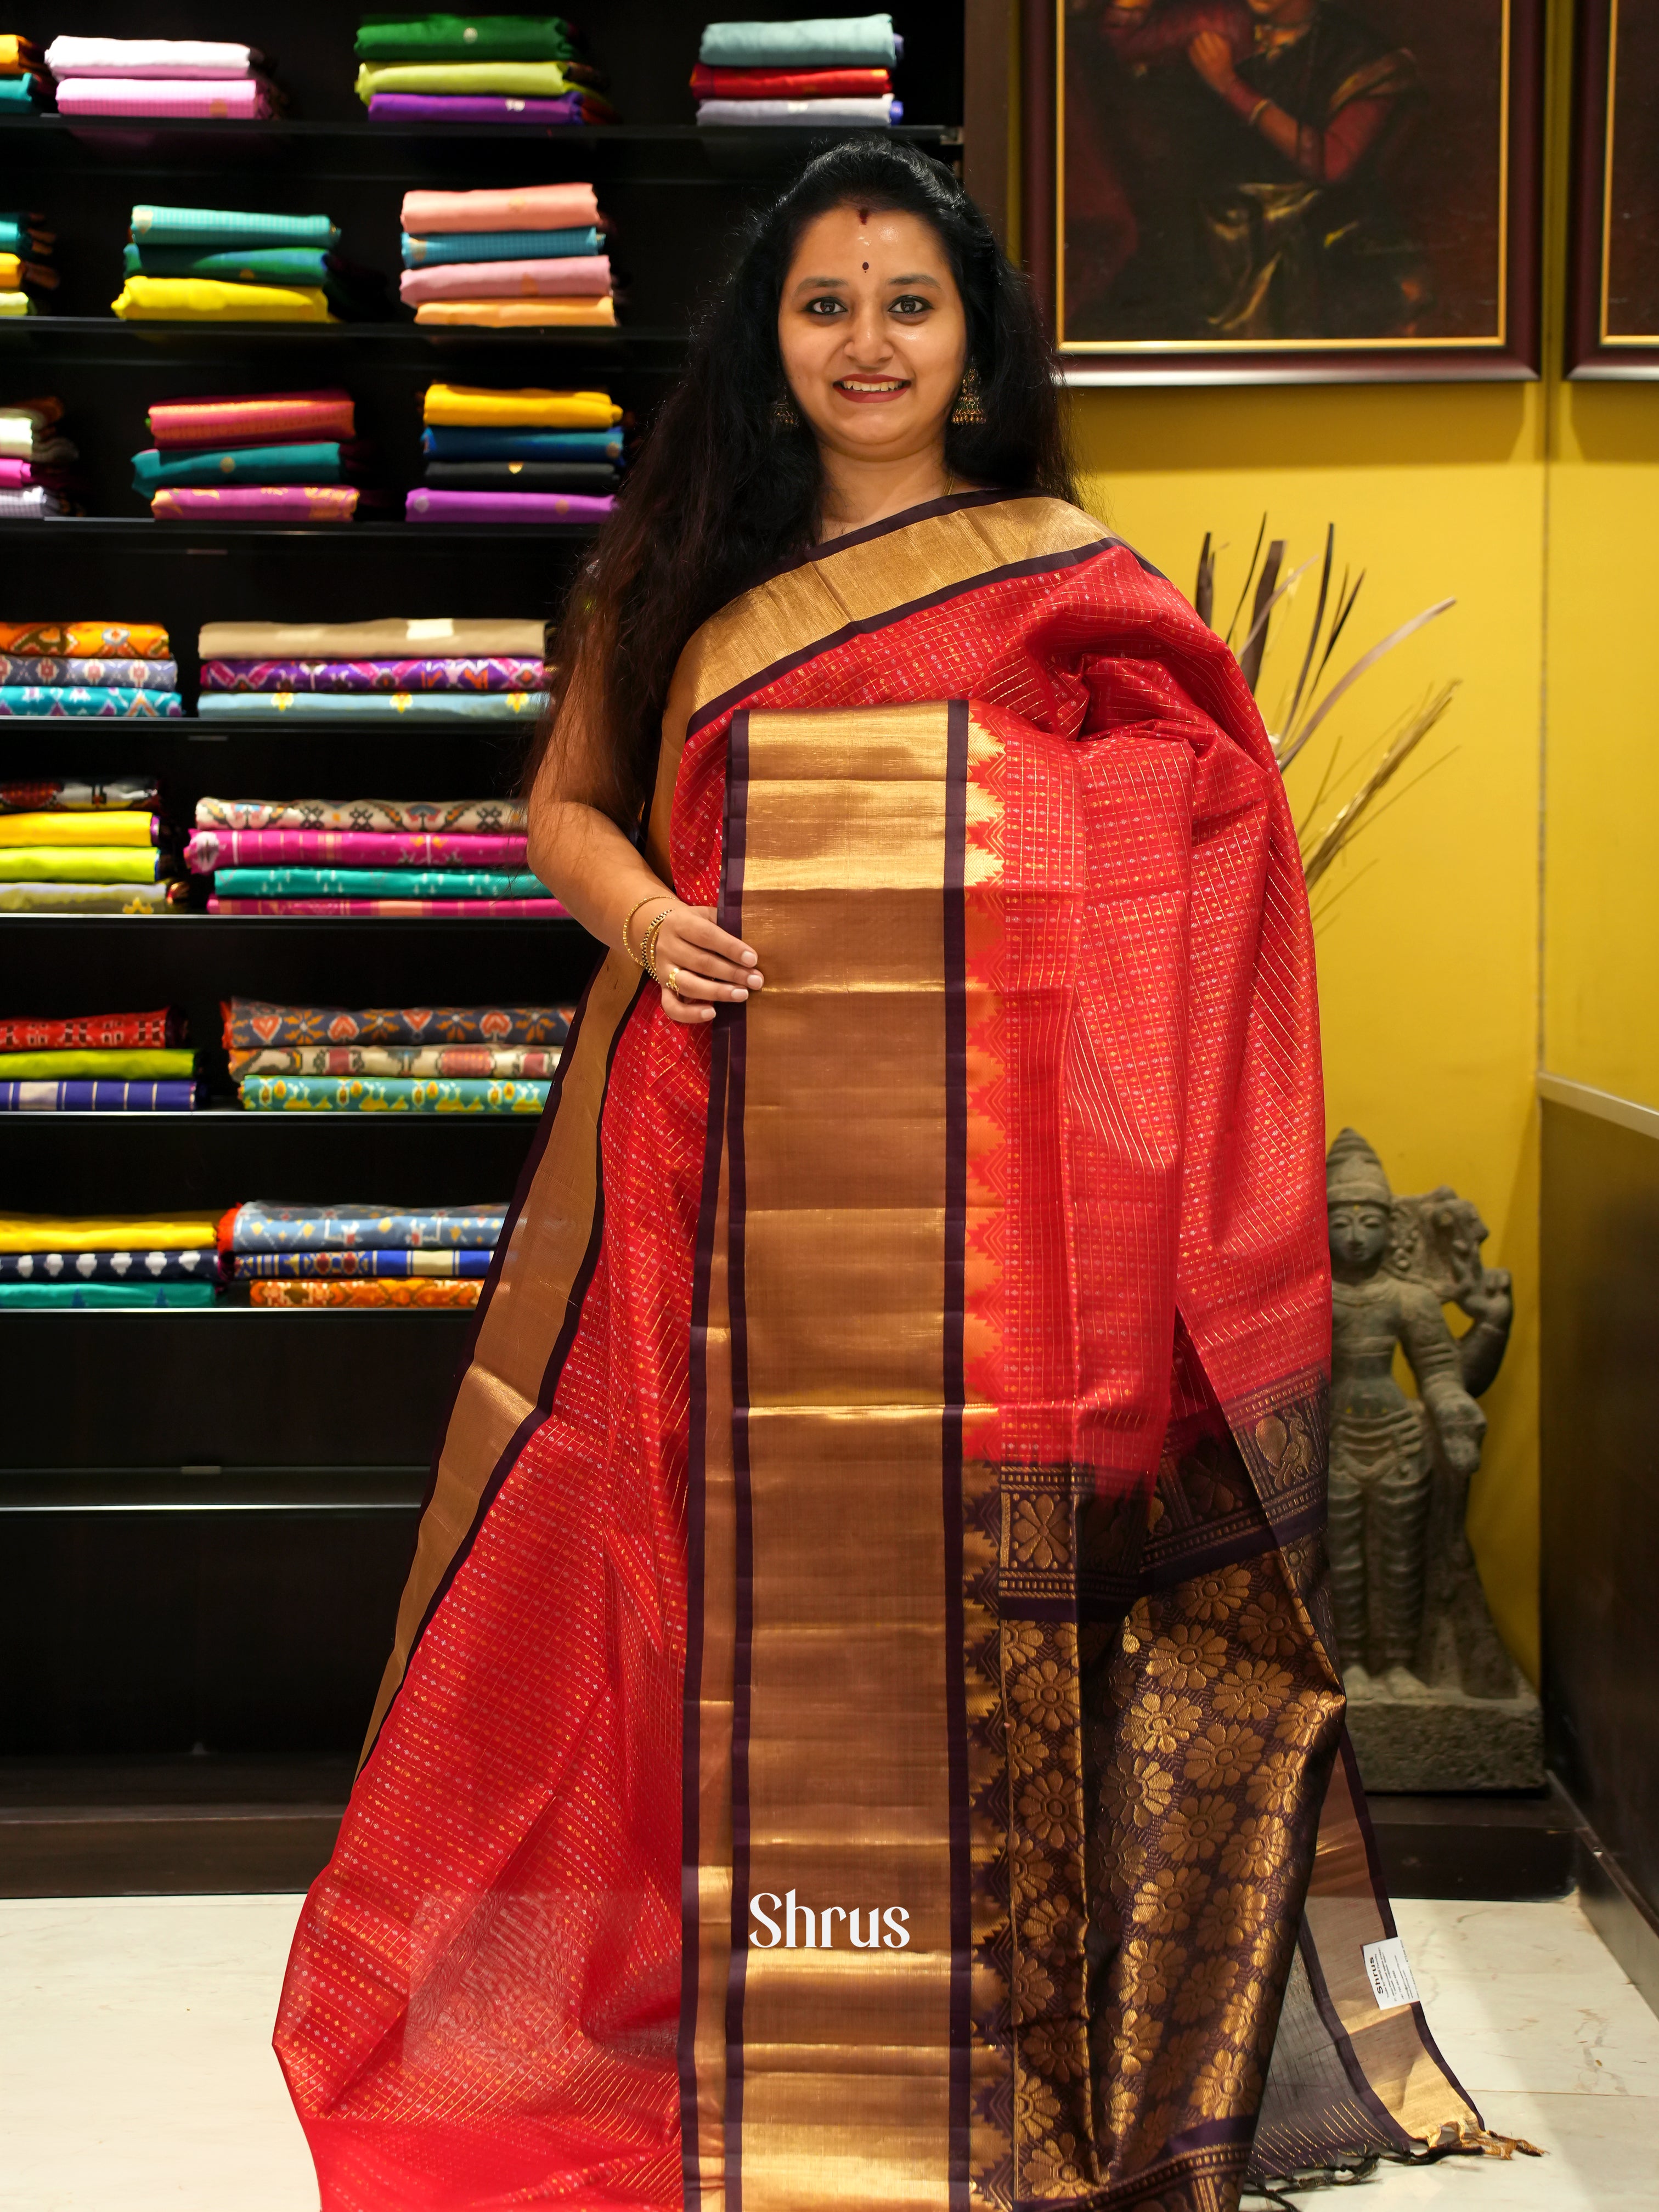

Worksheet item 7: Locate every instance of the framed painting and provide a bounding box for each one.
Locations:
[1022,0,1544,382]
[1568,0,1659,375]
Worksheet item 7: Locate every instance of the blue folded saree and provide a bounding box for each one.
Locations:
[420,426,621,460]
[195,691,545,722]
[698,12,899,65]
[401,226,599,266]
[238,1074,551,1112]
[0,1080,198,1110]
[0,686,182,719]
[213,867,546,898]
[228,1201,507,1252]
[129,205,341,250]
[133,442,347,490]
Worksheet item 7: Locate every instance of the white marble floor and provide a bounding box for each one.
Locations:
[0,1891,1652,2209]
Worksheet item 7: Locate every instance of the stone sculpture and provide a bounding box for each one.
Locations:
[1325,1129,1542,1789]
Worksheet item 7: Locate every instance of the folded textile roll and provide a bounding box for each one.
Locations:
[0,1049,194,1077]
[188,828,527,870]
[0,657,174,690]
[0,297,35,321]
[0,1008,180,1047]
[199,656,541,693]
[224,1201,506,1252]
[195,690,544,722]
[212,866,545,897]
[0,1281,217,1308]
[0,881,184,912]
[0,620,167,657]
[0,252,56,290]
[152,487,358,520]
[0,1210,219,1251]
[113,278,335,323]
[223,998,566,1047]
[0,221,52,257]
[0,686,182,718]
[234,1246,491,1277]
[0,848,167,884]
[0,77,41,109]
[405,182,599,234]
[402,226,598,266]
[696,95,898,123]
[423,461,616,492]
[412,297,615,327]
[134,444,351,491]
[198,614,541,659]
[357,59,591,98]
[406,486,614,521]
[368,91,602,121]
[699,14,900,66]
[0,486,60,514]
[249,1279,481,1308]
[199,797,527,833]
[0,427,75,462]
[0,1246,218,1280]
[149,391,355,449]
[357,15,582,61]
[421,426,619,460]
[131,206,339,248]
[125,246,335,287]
[0,37,42,69]
[0,1079,198,1110]
[230,1044,558,1077]
[690,63,891,96]
[400,255,611,304]
[45,36,263,76]
[238,1074,550,1111]
[208,895,562,917]
[57,80,275,119]
[0,810,156,847]
[423,383,618,428]
[0,460,46,487]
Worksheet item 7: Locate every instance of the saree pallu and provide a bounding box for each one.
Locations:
[250,1279,482,1309]
[150,392,354,448]
[198,658,543,693]
[0,1008,179,1048]
[223,1000,566,1048]
[0,1079,197,1109]
[276,494,1481,2210]
[238,1074,549,1113]
[233,1248,492,1279]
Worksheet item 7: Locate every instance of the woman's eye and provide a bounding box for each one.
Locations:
[890,294,931,316]
[805,295,846,316]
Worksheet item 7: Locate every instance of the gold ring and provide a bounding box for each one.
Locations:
[666,966,680,995]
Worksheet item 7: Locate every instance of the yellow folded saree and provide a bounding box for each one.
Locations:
[0,810,154,848]
[414,297,616,327]
[422,383,622,428]
[0,1212,219,1252]
[0,848,163,883]
[112,277,335,323]
[354,60,583,99]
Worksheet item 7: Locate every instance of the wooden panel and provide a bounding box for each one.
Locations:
[1540,1096,1659,1921]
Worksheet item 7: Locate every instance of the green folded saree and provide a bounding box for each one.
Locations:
[0,1049,195,1079]
[356,14,580,62]
[0,848,163,884]
[123,242,335,287]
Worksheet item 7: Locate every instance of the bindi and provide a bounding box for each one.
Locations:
[862,261,869,270]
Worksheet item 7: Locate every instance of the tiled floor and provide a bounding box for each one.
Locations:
[0,1891,1653,2209]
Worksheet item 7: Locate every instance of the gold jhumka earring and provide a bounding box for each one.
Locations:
[950,366,985,426]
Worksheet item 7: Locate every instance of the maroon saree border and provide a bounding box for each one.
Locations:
[943,697,973,2212]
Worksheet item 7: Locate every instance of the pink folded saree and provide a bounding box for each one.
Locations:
[54,77,273,117]
[399,183,599,234]
[187,828,529,871]
[399,255,610,304]
[207,896,567,918]
[151,487,358,521]
[149,390,355,450]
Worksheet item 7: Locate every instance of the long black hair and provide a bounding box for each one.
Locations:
[528,138,1076,824]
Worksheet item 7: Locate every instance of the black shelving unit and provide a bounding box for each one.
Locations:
[1,0,967,1885]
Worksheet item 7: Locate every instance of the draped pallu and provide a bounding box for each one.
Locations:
[276,494,1481,2211]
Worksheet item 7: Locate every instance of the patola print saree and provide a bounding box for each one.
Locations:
[276,492,1483,2209]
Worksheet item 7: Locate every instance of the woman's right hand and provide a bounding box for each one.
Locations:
[647,900,764,1025]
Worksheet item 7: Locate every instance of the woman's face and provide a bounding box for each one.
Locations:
[777,203,968,467]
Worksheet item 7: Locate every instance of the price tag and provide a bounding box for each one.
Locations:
[407,618,458,640]
[1363,1936,1421,2010]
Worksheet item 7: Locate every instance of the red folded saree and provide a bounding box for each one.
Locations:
[147,389,355,449]
[689,63,893,97]
[276,492,1486,2209]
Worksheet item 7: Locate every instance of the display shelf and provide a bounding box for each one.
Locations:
[0,1469,425,1509]
[0,518,602,540]
[1,317,689,356]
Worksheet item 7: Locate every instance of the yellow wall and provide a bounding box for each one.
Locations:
[1068,383,1547,1680]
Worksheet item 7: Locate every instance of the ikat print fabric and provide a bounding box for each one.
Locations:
[0,1245,218,1280]
[238,1074,549,1111]
[232,1247,490,1277]
[187,828,529,869]
[199,658,541,693]
[229,1045,558,1077]
[222,1000,568,1046]
[223,1202,506,1251]
[0,1079,198,1109]
[0,1008,180,1047]
[198,797,527,832]
[249,1279,482,1307]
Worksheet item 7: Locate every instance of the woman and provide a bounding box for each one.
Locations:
[276,140,1486,2210]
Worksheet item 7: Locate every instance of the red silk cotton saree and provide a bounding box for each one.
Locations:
[276,492,1485,2210]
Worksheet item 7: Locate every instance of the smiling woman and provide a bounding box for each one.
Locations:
[274,138,1495,2212]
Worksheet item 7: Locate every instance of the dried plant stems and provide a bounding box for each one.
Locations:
[1300,682,1459,888]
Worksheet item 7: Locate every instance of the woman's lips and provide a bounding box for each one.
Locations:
[833,377,910,403]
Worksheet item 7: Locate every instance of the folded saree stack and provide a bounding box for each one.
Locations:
[355,13,617,125]
[0,766,182,915]
[0,1004,198,1109]
[398,182,614,332]
[224,995,567,1111]
[410,384,619,523]
[134,390,367,524]
[0,620,180,720]
[45,36,284,120]
[222,1198,506,1306]
[195,616,547,724]
[694,12,902,125]
[0,1210,220,1306]
[0,34,45,113]
[190,791,563,917]
[0,397,78,510]
[112,205,349,324]
[0,207,55,321]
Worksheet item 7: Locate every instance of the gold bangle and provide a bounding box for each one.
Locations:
[621,891,662,968]
[640,906,673,981]
[1248,96,1271,128]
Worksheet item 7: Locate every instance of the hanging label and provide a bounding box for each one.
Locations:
[1363,1936,1421,2010]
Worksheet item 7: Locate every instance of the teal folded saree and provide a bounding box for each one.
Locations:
[129,206,340,250]
[133,443,347,490]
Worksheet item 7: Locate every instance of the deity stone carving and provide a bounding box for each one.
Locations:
[1325,1129,1540,1788]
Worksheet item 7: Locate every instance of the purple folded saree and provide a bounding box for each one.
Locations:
[187,827,529,871]
[153,486,358,522]
[366,92,594,123]
[405,488,614,524]
[199,656,543,693]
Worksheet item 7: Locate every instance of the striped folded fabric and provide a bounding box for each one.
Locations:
[0,1079,198,1110]
[237,1074,550,1112]
[232,1248,492,1277]
[186,828,529,871]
